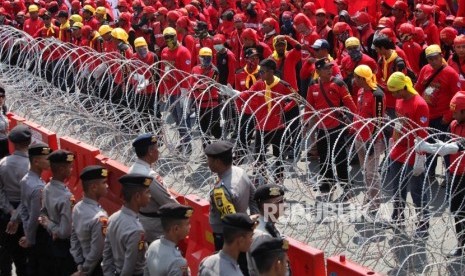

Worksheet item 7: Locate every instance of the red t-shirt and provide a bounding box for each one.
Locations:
[271,48,302,90]
[401,40,423,74]
[449,120,465,175]
[353,87,386,142]
[340,53,377,97]
[160,45,192,96]
[190,65,220,108]
[23,18,44,37]
[390,94,429,166]
[447,56,465,89]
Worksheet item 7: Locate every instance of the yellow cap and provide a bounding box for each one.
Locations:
[163,27,176,36]
[387,72,417,94]
[345,37,360,48]
[28,4,39,12]
[354,65,377,90]
[134,37,148,48]
[98,25,113,35]
[199,47,212,56]
[425,44,442,58]
[95,6,106,15]
[111,27,129,43]
[71,22,83,29]
[83,5,95,14]
[70,14,82,23]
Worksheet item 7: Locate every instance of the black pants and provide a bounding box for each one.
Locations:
[198,106,222,144]
[0,138,8,159]
[51,238,76,276]
[237,113,255,159]
[254,128,285,181]
[0,205,26,276]
[451,174,465,248]
[283,106,301,158]
[212,232,249,276]
[25,226,52,276]
[316,126,349,192]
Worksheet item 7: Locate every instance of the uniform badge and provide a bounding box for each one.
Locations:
[99,216,108,236]
[139,232,145,251]
[420,116,428,124]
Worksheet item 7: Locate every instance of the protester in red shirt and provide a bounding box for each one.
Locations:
[261,17,279,50]
[449,35,465,89]
[240,28,273,67]
[34,11,59,38]
[176,16,196,64]
[440,27,458,62]
[385,72,430,240]
[398,23,423,75]
[351,11,376,59]
[294,13,319,62]
[229,14,246,69]
[315,9,333,52]
[82,5,100,31]
[305,57,357,201]
[392,0,409,37]
[414,3,440,46]
[23,5,44,36]
[332,22,353,65]
[213,34,236,86]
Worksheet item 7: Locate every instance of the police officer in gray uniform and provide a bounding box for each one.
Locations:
[247,185,286,276]
[199,213,258,276]
[144,203,193,276]
[0,125,31,275]
[70,165,109,276]
[250,236,289,276]
[18,143,52,276]
[128,133,178,243]
[204,141,259,251]
[39,149,77,275]
[102,174,152,276]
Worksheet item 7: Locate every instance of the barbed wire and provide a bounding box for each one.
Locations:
[1,25,465,275]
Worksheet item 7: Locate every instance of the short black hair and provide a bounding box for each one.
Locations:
[373,35,395,50]
[122,185,146,202]
[161,217,185,232]
[135,144,155,158]
[255,251,286,273]
[223,226,251,244]
[260,58,277,71]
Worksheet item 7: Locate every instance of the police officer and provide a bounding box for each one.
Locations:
[70,166,109,276]
[18,143,52,276]
[205,140,258,251]
[39,150,77,275]
[247,184,286,276]
[0,125,31,276]
[144,203,193,276]
[102,174,152,276]
[199,213,258,276]
[250,236,289,276]
[128,134,178,243]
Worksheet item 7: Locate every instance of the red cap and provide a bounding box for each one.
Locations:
[117,0,128,7]
[293,13,311,26]
[157,7,168,15]
[413,27,425,43]
[132,0,142,7]
[303,2,316,14]
[333,22,350,35]
[176,16,190,28]
[71,0,81,9]
[379,27,397,43]
[81,25,92,37]
[377,16,394,29]
[450,92,465,112]
[393,0,408,12]
[143,6,156,14]
[241,28,257,42]
[454,34,465,46]
[440,27,458,45]
[233,13,247,22]
[352,11,371,25]
[47,1,58,8]
[398,22,415,35]
[167,10,180,21]
[118,12,132,22]
[184,4,198,16]
[213,34,226,44]
[446,15,456,22]
[315,8,326,15]
[453,17,465,28]
[416,4,433,15]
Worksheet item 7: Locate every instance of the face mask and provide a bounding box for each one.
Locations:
[117,41,129,51]
[137,48,148,58]
[164,36,177,49]
[199,56,212,67]
[283,19,292,28]
[338,32,349,42]
[213,44,225,52]
[348,48,362,61]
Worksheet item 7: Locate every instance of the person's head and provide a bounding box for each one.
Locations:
[398,23,415,42]
[175,16,189,33]
[134,37,149,58]
[205,140,233,173]
[159,203,193,241]
[380,1,393,16]
[199,47,213,68]
[132,133,159,163]
[314,57,333,80]
[345,37,362,62]
[69,14,82,27]
[351,11,371,33]
[440,27,458,46]
[194,21,208,39]
[71,22,83,38]
[57,10,69,25]
[315,9,327,26]
[234,14,245,30]
[143,6,156,20]
[98,25,113,41]
[414,4,432,21]
[119,173,152,207]
[333,22,351,43]
[28,143,51,171]
[28,4,39,19]
[222,213,257,252]
[262,17,277,34]
[311,39,330,58]
[254,184,285,220]
[333,0,348,13]
[387,72,417,99]
[95,6,106,21]
[425,44,444,69]
[48,150,74,180]
[8,125,31,150]
[82,5,95,20]
[354,65,377,90]
[273,35,287,57]
[293,13,312,34]
[111,27,129,46]
[373,35,395,56]
[450,92,465,123]
[244,48,260,69]
[213,34,226,53]
[163,27,178,49]
[117,0,129,12]
[80,165,108,199]
[0,87,5,107]
[302,2,315,19]
[259,58,277,82]
[241,28,257,47]
[251,236,289,276]
[392,0,408,20]
[15,11,25,24]
[454,35,465,58]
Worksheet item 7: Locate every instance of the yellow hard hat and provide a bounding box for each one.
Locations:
[111,27,129,43]
[163,27,176,36]
[70,14,82,23]
[345,37,360,48]
[354,65,377,90]
[425,44,442,58]
[98,25,113,36]
[199,47,212,56]
[134,37,148,48]
[71,22,84,29]
[28,4,39,12]
[95,6,106,15]
[83,5,95,14]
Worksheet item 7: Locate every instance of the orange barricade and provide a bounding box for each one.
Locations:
[326,255,381,276]
[95,154,126,215]
[184,194,215,275]
[288,238,326,276]
[60,136,100,201]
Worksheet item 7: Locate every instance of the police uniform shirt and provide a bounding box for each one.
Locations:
[70,196,108,274]
[209,166,259,233]
[102,206,146,276]
[128,158,177,242]
[18,170,45,245]
[144,236,190,276]
[42,179,73,239]
[0,151,29,218]
[198,250,244,276]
